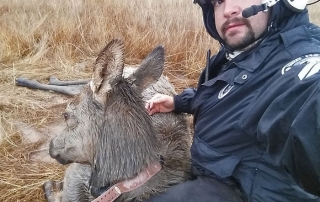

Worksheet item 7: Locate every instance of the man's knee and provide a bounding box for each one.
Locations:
[145,176,244,202]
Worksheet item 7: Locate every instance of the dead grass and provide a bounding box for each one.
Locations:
[0,0,319,201]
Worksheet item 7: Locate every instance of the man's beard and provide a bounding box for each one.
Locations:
[221,17,255,50]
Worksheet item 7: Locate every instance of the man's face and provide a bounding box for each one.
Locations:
[213,0,270,50]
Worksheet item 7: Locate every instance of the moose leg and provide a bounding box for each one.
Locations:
[15,78,82,96]
[61,163,94,202]
[43,164,93,202]
[49,76,90,86]
[43,180,63,202]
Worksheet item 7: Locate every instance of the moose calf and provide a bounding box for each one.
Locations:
[45,39,192,202]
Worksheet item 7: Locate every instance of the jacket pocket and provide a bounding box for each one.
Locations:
[191,137,241,178]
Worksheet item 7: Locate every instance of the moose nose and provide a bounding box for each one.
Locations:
[48,140,70,165]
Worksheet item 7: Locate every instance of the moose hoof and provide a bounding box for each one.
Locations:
[43,180,63,202]
[15,78,40,87]
[43,180,54,201]
[49,76,59,85]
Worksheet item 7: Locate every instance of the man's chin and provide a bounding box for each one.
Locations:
[225,35,255,51]
[226,40,246,51]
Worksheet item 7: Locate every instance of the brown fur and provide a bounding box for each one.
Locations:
[46,39,192,202]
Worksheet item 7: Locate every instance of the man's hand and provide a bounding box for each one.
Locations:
[145,94,174,115]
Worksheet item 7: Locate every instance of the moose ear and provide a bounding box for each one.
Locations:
[90,39,125,103]
[127,46,165,92]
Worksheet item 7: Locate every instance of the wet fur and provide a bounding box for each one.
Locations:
[47,39,192,202]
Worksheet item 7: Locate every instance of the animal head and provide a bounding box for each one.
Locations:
[49,39,165,173]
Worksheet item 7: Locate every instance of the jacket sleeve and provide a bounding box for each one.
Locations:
[257,75,320,196]
[173,88,196,114]
[172,51,224,114]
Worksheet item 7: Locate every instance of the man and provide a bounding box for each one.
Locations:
[145,0,320,201]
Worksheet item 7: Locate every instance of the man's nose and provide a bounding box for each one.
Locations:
[223,0,241,18]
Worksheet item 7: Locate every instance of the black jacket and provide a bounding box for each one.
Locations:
[174,2,320,201]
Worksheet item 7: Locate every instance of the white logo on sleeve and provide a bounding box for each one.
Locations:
[281,54,320,80]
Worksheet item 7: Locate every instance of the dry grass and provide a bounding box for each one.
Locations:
[0,0,319,201]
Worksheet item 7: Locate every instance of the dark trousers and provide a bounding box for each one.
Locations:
[144,175,245,202]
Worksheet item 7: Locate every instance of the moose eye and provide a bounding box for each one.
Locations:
[63,112,78,129]
[63,112,69,121]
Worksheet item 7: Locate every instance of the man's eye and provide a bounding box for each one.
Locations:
[211,0,224,7]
